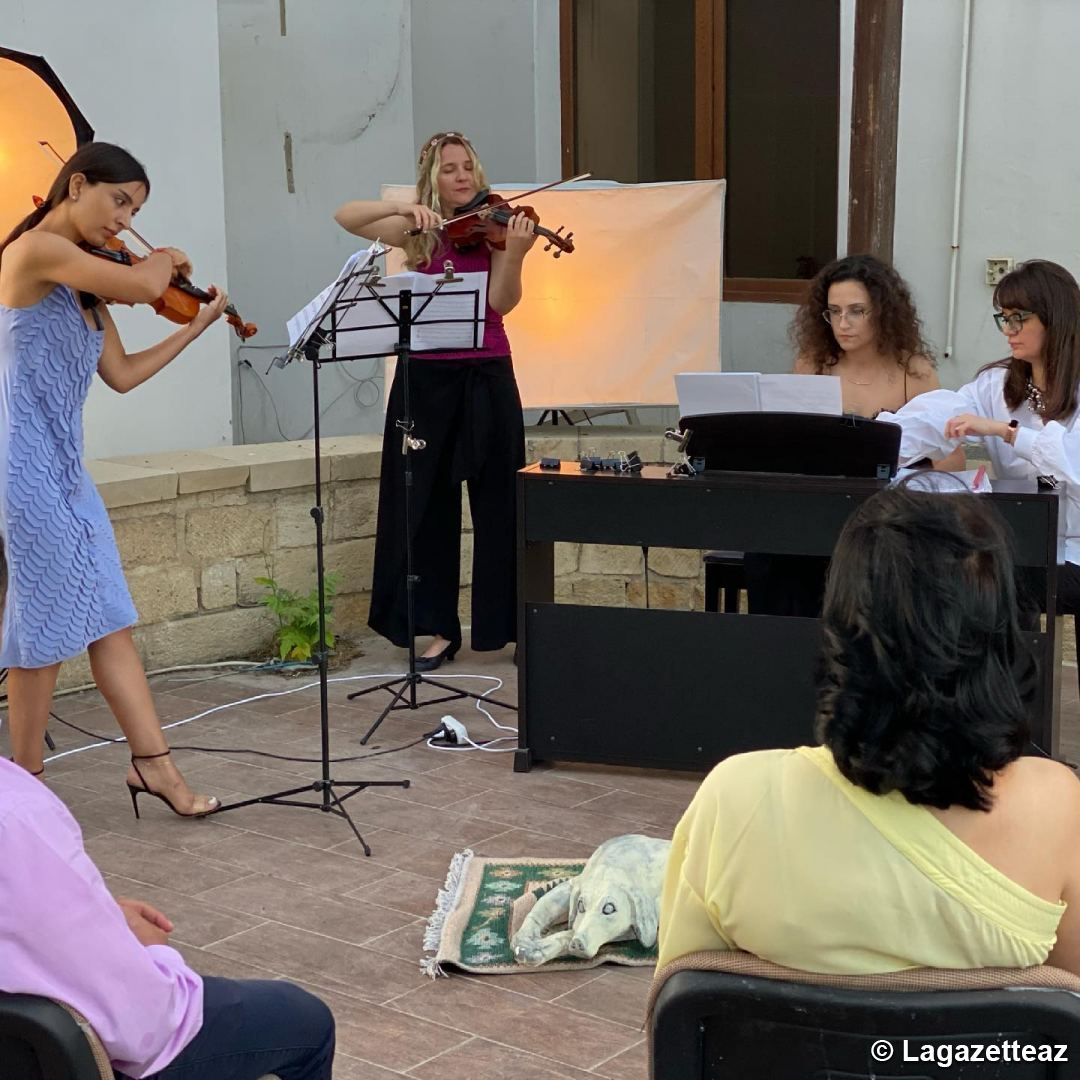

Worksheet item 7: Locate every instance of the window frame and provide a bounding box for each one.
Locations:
[559,0,898,305]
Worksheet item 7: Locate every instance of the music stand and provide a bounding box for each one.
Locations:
[211,249,413,854]
[330,258,517,743]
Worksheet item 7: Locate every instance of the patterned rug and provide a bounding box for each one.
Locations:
[421,850,657,977]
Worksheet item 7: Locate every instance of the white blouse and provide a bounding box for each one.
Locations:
[879,366,1080,563]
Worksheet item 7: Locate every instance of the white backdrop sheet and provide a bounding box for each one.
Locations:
[380,179,725,408]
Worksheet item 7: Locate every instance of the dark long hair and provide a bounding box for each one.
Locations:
[985,260,1080,423]
[792,254,934,373]
[0,142,149,261]
[816,484,1036,811]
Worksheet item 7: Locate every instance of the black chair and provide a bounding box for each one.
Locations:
[649,953,1080,1079]
[0,993,112,1079]
[703,551,746,614]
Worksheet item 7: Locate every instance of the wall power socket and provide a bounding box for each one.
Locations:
[985,257,1014,286]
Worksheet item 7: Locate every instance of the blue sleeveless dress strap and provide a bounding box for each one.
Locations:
[0,286,137,668]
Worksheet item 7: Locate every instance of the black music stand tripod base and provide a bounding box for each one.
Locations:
[213,774,410,856]
[347,667,517,745]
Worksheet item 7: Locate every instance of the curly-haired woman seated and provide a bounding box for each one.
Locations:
[746,255,964,618]
[660,485,1080,975]
[793,254,954,438]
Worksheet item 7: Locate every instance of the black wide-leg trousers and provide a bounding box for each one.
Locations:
[367,356,525,652]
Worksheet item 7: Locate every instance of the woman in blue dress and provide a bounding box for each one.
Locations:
[0,143,225,815]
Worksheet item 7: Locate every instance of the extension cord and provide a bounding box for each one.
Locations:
[429,715,469,747]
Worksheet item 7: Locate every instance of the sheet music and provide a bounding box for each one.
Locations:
[286,248,375,348]
[332,271,487,354]
[676,372,842,416]
[675,373,759,414]
[758,374,842,414]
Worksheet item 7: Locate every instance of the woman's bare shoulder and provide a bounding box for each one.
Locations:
[905,352,938,380]
[1001,756,1080,823]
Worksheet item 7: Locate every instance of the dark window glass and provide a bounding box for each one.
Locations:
[724,0,839,279]
[569,0,840,282]
[573,0,695,183]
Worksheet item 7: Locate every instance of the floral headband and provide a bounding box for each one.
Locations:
[417,131,474,168]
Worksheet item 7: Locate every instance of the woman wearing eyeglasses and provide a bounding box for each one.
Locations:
[334,133,536,668]
[881,259,1080,613]
[745,255,963,617]
[794,254,960,446]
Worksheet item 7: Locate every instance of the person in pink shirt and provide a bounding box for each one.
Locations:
[0,757,334,1079]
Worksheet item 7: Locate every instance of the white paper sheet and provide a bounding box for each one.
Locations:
[286,248,374,348]
[329,271,487,355]
[758,374,842,414]
[287,251,487,356]
[676,372,759,414]
[675,372,842,417]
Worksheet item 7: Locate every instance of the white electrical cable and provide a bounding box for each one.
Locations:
[41,669,517,764]
[421,672,519,753]
[3,660,270,703]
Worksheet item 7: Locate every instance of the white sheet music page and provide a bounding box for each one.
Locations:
[675,372,760,415]
[286,248,373,348]
[758,374,842,415]
[333,271,488,354]
[675,372,842,416]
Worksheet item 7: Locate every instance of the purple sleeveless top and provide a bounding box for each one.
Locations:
[415,240,511,360]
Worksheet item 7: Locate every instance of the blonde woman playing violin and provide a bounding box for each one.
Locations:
[0,142,224,815]
[335,132,537,669]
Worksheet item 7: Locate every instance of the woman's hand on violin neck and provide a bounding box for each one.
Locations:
[155,247,193,280]
[189,285,229,334]
[502,211,538,256]
[397,202,443,232]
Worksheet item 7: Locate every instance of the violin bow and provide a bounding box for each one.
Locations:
[404,172,593,237]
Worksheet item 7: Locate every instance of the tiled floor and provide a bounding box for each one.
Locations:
[1,639,704,1079]
[6,641,1080,1079]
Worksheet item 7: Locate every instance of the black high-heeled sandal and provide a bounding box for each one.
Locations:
[414,638,460,672]
[127,750,220,819]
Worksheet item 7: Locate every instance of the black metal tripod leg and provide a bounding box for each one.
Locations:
[321,783,372,855]
[358,677,414,745]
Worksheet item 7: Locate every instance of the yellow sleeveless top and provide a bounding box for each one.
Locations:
[658,745,1065,973]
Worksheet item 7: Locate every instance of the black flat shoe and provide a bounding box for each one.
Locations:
[414,640,460,672]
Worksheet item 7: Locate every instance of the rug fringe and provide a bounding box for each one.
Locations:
[419,847,474,979]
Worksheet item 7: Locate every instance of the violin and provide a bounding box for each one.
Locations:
[446,189,574,258]
[404,173,590,259]
[90,236,258,340]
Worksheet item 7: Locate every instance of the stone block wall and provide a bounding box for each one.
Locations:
[49,427,1072,689]
[47,428,694,689]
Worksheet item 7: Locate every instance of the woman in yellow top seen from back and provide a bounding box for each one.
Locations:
[660,484,1080,976]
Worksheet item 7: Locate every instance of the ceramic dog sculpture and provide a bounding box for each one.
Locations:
[511,834,672,966]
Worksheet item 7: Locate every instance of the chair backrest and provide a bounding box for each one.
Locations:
[649,952,1080,1080]
[0,993,112,1080]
